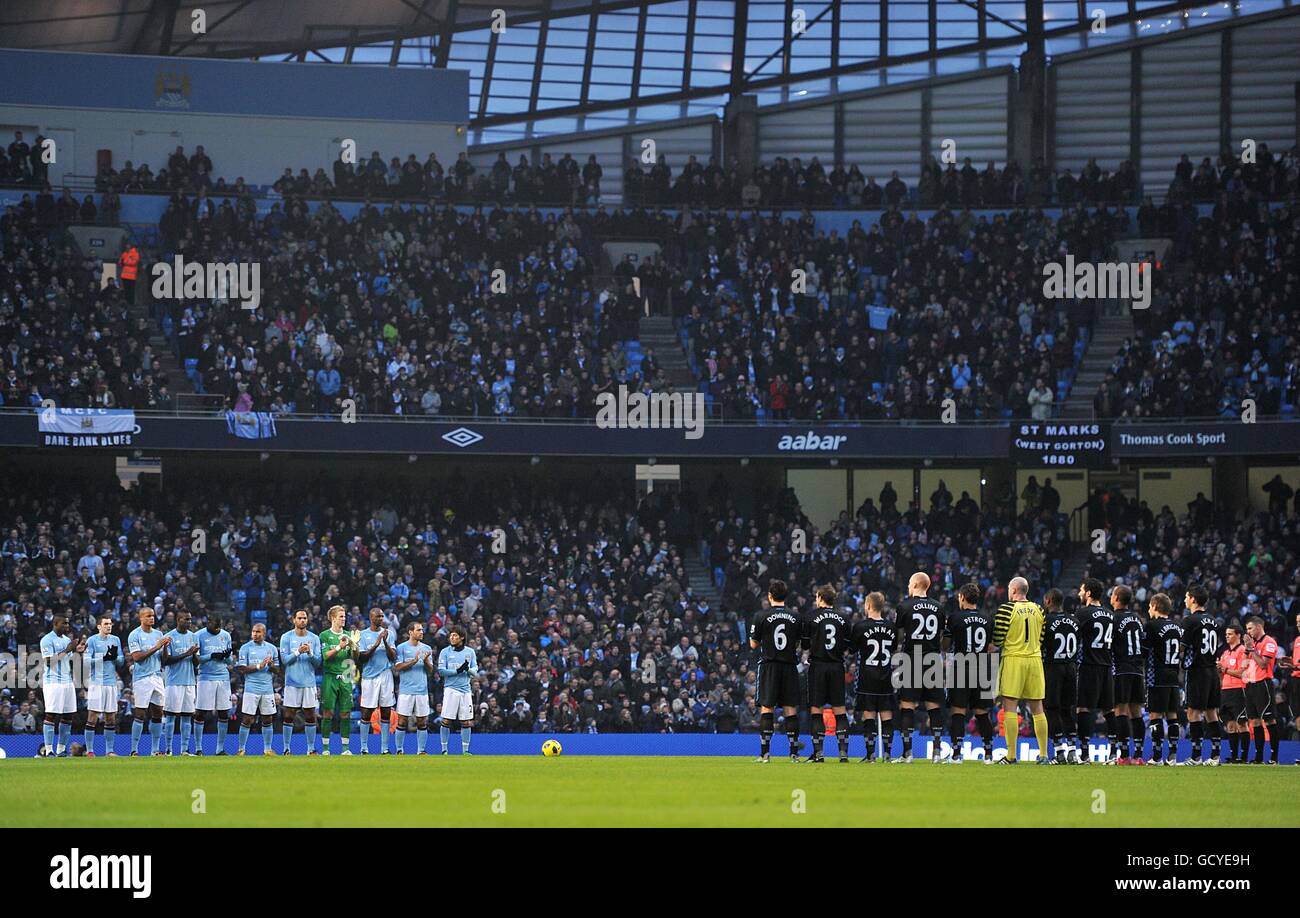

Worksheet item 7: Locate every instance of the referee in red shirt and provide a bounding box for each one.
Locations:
[1242,616,1281,765]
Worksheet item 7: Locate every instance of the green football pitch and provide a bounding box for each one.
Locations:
[2,756,1297,828]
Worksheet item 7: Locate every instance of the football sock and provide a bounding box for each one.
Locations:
[1004,711,1019,761]
[1189,721,1203,759]
[238,724,250,752]
[84,724,96,754]
[179,716,192,753]
[417,728,428,752]
[440,724,451,753]
[1269,725,1280,762]
[216,715,229,752]
[879,718,893,756]
[461,727,471,752]
[1032,713,1049,761]
[862,717,878,758]
[1150,719,1164,760]
[1166,720,1180,759]
[130,719,144,754]
[898,708,914,757]
[1253,725,1266,763]
[1104,713,1117,756]
[57,722,71,755]
[1130,717,1145,757]
[1076,711,1093,747]
[282,723,293,753]
[835,713,849,756]
[148,718,162,752]
[759,712,774,756]
[950,713,966,757]
[395,727,405,751]
[305,724,317,751]
[975,712,993,757]
[1207,720,1221,760]
[1115,716,1129,758]
[810,717,824,757]
[261,725,273,751]
[162,715,176,753]
[924,709,940,757]
[380,720,391,752]
[104,725,116,755]
[43,721,55,754]
[785,717,800,755]
[1228,731,1241,761]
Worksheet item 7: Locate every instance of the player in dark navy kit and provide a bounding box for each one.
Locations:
[750,579,804,763]
[895,571,944,762]
[1143,592,1183,765]
[802,584,851,763]
[852,591,897,762]
[1041,588,1081,763]
[1180,583,1223,765]
[1075,577,1116,763]
[944,582,994,763]
[1110,584,1146,763]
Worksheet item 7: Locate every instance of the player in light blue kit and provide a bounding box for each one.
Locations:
[392,622,435,754]
[40,615,84,756]
[357,607,397,754]
[83,613,124,756]
[161,611,201,755]
[279,610,322,755]
[127,606,172,756]
[196,613,234,755]
[237,623,280,755]
[437,625,480,755]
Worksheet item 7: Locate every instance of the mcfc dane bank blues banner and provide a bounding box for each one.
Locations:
[1010,421,1110,468]
[37,408,139,448]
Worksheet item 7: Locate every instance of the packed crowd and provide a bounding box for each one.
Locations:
[0,202,175,412]
[1094,171,1299,420]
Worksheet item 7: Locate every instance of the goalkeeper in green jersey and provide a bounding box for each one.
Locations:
[320,605,358,755]
[992,577,1050,764]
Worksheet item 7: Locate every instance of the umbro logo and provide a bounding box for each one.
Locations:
[441,427,483,448]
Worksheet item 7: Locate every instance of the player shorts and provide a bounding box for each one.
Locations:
[808,661,846,708]
[396,693,430,718]
[996,656,1045,700]
[947,653,994,710]
[441,688,475,721]
[1114,673,1145,706]
[196,680,232,711]
[897,684,945,705]
[1076,665,1113,710]
[855,672,895,712]
[1043,662,1077,711]
[1244,680,1274,720]
[1220,687,1247,723]
[133,672,165,708]
[42,681,76,715]
[757,661,802,709]
[1147,670,1181,713]
[87,684,119,714]
[361,671,396,709]
[241,692,277,716]
[283,685,318,709]
[164,684,197,714]
[320,673,351,712]
[1185,665,1220,711]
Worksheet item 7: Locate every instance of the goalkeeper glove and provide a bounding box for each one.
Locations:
[103,646,118,661]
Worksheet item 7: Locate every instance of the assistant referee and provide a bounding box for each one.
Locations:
[993,577,1050,764]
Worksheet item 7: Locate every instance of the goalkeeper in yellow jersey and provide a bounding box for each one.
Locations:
[993,577,1050,764]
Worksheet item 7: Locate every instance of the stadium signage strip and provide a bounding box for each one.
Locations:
[7,414,1300,459]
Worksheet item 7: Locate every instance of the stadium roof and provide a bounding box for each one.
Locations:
[0,0,1287,142]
